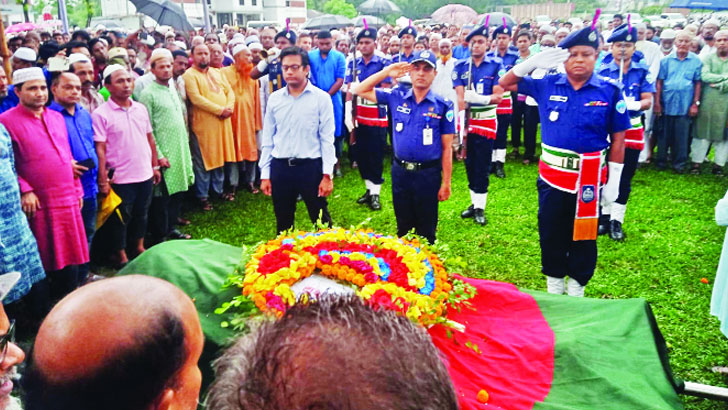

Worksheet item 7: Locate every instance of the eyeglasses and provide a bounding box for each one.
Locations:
[0,320,15,363]
[281,64,302,72]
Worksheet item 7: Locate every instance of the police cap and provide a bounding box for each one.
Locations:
[465,24,488,42]
[491,24,512,39]
[357,27,377,42]
[275,29,297,45]
[607,23,637,43]
[398,26,417,38]
[410,49,437,68]
[558,26,599,49]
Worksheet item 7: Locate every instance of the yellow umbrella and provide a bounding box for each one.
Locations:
[96,188,123,228]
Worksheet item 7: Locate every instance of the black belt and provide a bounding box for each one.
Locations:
[394,157,440,171]
[273,157,320,166]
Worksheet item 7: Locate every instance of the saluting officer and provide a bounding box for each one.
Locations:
[499,17,632,297]
[597,24,655,242]
[453,24,504,226]
[355,51,456,244]
[346,26,391,211]
[487,20,520,179]
[251,28,297,92]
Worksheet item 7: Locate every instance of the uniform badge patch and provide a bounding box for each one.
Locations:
[446,110,454,122]
[581,185,595,203]
[588,32,597,42]
[396,122,404,132]
[549,111,559,122]
[616,99,627,114]
[451,71,458,81]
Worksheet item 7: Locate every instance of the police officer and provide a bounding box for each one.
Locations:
[597,24,655,241]
[487,21,520,178]
[392,25,417,64]
[499,21,632,297]
[354,50,456,243]
[453,24,504,226]
[346,26,391,211]
[251,28,297,92]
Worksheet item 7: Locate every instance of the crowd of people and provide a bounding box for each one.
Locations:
[0,9,723,408]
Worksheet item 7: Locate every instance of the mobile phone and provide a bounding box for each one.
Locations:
[108,167,116,180]
[77,158,96,171]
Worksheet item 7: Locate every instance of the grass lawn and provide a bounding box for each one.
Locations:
[184,147,728,409]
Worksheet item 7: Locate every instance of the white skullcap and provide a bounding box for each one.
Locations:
[149,48,173,64]
[103,64,127,81]
[12,67,44,85]
[439,38,452,46]
[635,22,647,30]
[541,34,556,44]
[165,31,175,38]
[174,41,187,50]
[143,35,156,46]
[13,47,36,62]
[232,43,248,56]
[539,24,554,34]
[68,53,91,66]
[705,18,721,27]
[228,37,243,49]
[233,33,245,41]
[661,29,677,40]
[430,32,442,40]
[555,27,570,35]
[248,42,263,51]
[245,35,260,45]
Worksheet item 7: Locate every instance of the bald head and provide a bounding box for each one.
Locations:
[26,275,204,410]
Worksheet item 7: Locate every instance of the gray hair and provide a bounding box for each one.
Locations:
[206,294,458,410]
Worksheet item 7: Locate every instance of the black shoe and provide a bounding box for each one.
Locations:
[460,205,475,219]
[357,190,370,204]
[597,215,610,235]
[495,162,506,178]
[369,195,381,211]
[474,208,487,225]
[609,220,625,241]
[714,166,725,177]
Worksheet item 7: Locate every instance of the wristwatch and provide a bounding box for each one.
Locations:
[694,101,701,106]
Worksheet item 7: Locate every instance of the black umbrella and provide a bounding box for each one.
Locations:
[357,0,401,16]
[130,0,194,32]
[301,14,353,30]
[477,12,516,28]
[352,15,386,28]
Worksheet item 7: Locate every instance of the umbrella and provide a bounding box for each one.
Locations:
[669,0,728,8]
[357,0,401,16]
[301,14,353,30]
[431,4,478,25]
[129,0,194,33]
[308,9,325,18]
[352,15,386,28]
[477,12,516,28]
[6,22,38,34]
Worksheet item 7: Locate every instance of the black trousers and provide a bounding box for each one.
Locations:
[465,134,494,194]
[391,161,441,244]
[106,179,153,251]
[511,100,539,160]
[537,178,597,286]
[271,158,331,233]
[148,176,184,243]
[616,148,641,205]
[356,125,387,185]
[495,113,511,150]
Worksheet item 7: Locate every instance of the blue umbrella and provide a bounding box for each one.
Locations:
[670,0,728,8]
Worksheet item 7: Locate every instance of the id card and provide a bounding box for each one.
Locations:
[476,83,484,94]
[423,128,433,145]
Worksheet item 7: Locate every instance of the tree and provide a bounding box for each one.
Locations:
[16,0,30,22]
[322,0,357,18]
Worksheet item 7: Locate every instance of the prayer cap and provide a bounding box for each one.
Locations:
[232,43,248,56]
[108,47,128,59]
[660,29,677,40]
[248,42,263,51]
[12,67,44,85]
[13,47,36,62]
[705,18,720,27]
[608,23,638,43]
[465,24,488,42]
[245,35,260,45]
[149,48,173,64]
[174,41,187,50]
[68,53,91,66]
[102,64,126,81]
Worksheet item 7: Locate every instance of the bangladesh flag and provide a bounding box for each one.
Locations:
[119,240,683,410]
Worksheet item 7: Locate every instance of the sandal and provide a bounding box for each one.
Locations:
[222,189,236,201]
[167,229,192,240]
[176,217,191,226]
[248,183,259,194]
[200,199,213,211]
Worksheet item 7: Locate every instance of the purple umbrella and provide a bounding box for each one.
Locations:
[431,4,478,25]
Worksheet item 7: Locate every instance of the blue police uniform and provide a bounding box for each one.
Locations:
[487,46,519,174]
[596,24,656,239]
[346,53,391,204]
[517,26,632,286]
[262,30,297,92]
[452,39,503,219]
[374,60,456,243]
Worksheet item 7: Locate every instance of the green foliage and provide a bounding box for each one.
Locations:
[640,4,664,17]
[27,0,100,29]
[323,0,357,18]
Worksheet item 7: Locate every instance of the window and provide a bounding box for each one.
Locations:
[217,13,232,27]
[285,0,290,6]
[237,13,244,25]
[252,0,257,6]
[239,0,244,5]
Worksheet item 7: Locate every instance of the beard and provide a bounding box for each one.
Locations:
[239,62,254,76]
[705,34,715,41]
[197,62,209,69]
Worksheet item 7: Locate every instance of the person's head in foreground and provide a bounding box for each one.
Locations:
[206,294,458,410]
[24,275,204,410]
[558,25,599,82]
[0,273,27,410]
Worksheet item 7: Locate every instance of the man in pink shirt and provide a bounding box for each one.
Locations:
[0,67,88,315]
[93,65,161,268]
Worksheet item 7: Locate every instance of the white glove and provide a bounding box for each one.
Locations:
[601,162,624,206]
[266,47,281,63]
[464,89,491,105]
[256,59,268,72]
[458,110,466,142]
[625,96,642,111]
[345,100,354,132]
[513,47,571,77]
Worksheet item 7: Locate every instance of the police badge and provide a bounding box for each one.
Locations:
[581,185,595,203]
[588,32,597,42]
[549,111,559,122]
[396,122,404,132]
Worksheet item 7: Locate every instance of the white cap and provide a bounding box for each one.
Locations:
[555,27,570,35]
[165,31,176,38]
[13,47,37,62]
[143,35,155,46]
[439,38,452,46]
[68,52,91,66]
[232,33,245,42]
[705,18,721,27]
[539,24,554,34]
[12,67,45,85]
[149,48,173,64]
[103,64,127,81]
[248,42,263,51]
[661,29,677,40]
[174,41,187,50]
[245,35,260,45]
[232,43,248,56]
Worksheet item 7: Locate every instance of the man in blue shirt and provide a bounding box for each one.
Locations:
[346,27,391,211]
[49,72,98,281]
[309,30,346,175]
[259,47,336,233]
[251,28,297,93]
[500,24,631,297]
[392,26,417,64]
[0,70,16,114]
[452,25,473,60]
[453,24,505,226]
[654,30,702,173]
[598,24,656,242]
[355,51,456,244]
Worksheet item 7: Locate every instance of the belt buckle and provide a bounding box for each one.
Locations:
[287,158,296,167]
[405,161,416,171]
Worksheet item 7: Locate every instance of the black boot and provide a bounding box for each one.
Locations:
[597,214,610,235]
[474,208,487,225]
[461,205,475,218]
[609,220,625,241]
[495,161,506,178]
[357,190,370,204]
[369,195,381,211]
